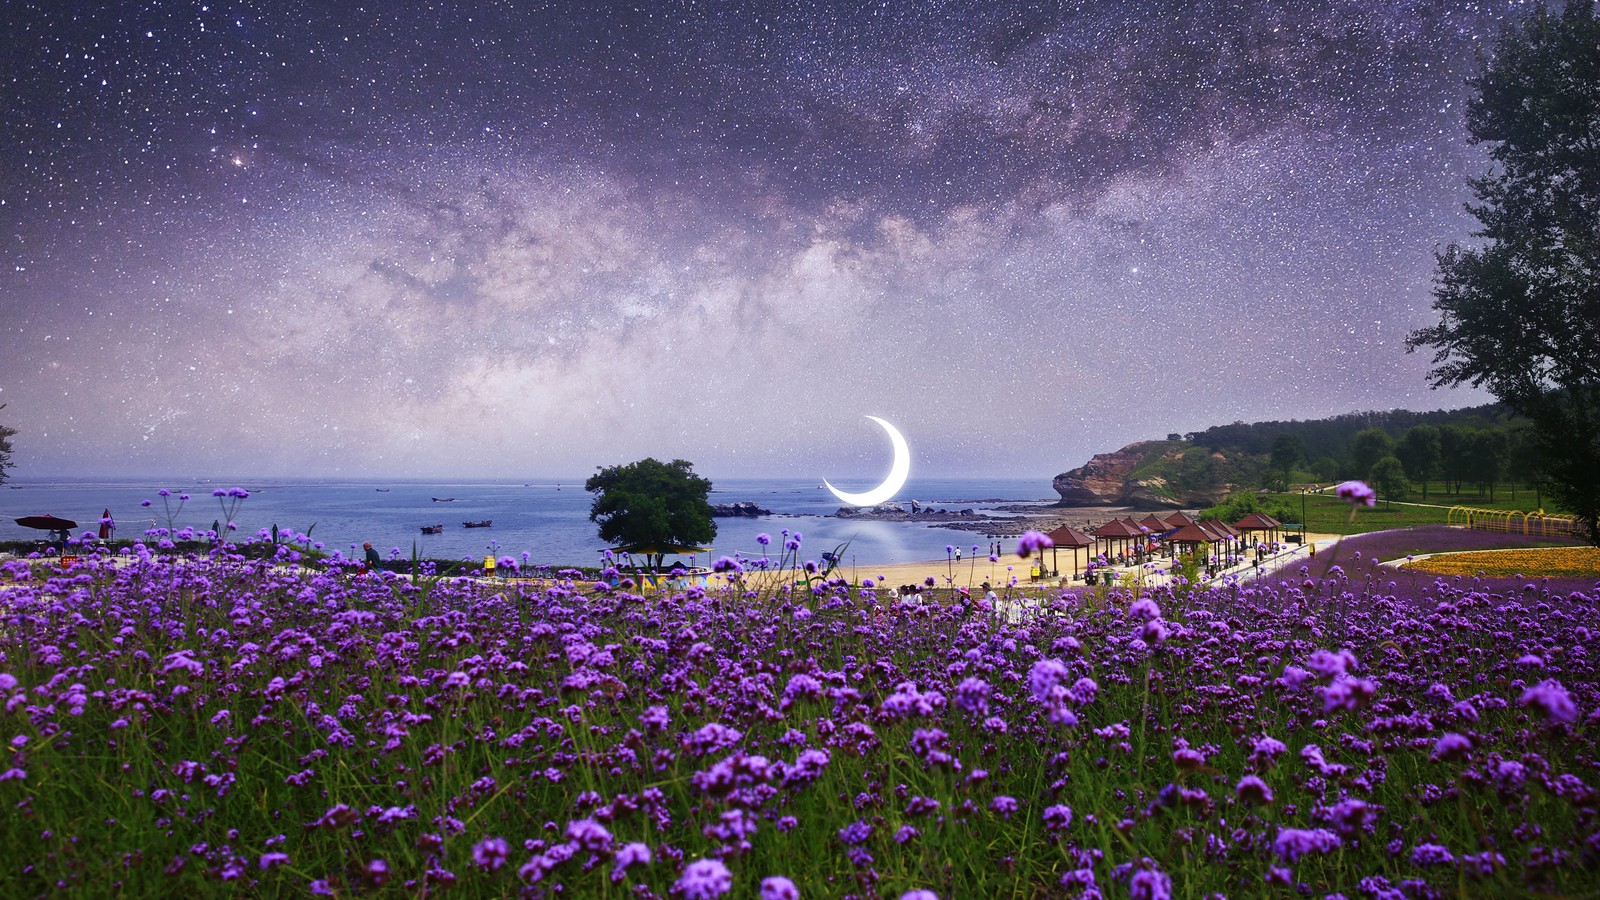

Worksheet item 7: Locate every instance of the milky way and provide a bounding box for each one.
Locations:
[1,1,1519,479]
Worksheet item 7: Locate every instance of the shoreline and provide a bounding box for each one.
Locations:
[838,531,1346,592]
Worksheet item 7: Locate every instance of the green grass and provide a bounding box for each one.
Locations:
[1263,490,1570,535]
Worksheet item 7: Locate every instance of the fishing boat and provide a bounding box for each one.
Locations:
[420,524,444,534]
[432,497,455,502]
[375,488,391,492]
[462,520,492,528]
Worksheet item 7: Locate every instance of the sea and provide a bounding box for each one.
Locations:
[0,477,1060,569]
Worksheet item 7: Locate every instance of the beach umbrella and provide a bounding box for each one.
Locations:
[15,514,77,531]
[98,508,115,540]
[606,542,713,571]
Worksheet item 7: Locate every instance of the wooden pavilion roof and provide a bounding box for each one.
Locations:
[1091,519,1145,539]
[1167,522,1218,543]
[1045,524,1096,548]
[1163,511,1198,528]
[1138,514,1173,532]
[1232,512,1282,530]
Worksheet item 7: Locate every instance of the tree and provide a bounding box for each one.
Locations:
[1200,491,1296,526]
[1407,0,1600,544]
[1437,425,1472,496]
[1269,433,1306,479]
[1395,425,1442,501]
[1506,423,1547,505]
[1310,456,1340,483]
[1370,456,1410,507]
[0,405,14,487]
[1348,428,1394,480]
[585,458,717,570]
[1464,428,1511,501]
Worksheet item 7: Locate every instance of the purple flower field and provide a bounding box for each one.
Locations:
[2,538,1598,897]
[1263,526,1595,594]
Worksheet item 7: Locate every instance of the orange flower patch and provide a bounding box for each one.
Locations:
[1401,547,1600,578]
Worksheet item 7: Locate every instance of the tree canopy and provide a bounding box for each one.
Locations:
[585,458,717,570]
[1407,0,1600,543]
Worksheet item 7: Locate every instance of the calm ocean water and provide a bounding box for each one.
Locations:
[0,477,1057,567]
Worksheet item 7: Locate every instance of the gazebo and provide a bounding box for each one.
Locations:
[1091,518,1145,563]
[1166,521,1219,559]
[1201,520,1238,564]
[1232,512,1283,547]
[1138,513,1173,535]
[1045,524,1096,578]
[1163,511,1199,530]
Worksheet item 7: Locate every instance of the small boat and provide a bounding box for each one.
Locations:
[375,488,391,492]
[462,520,492,528]
[420,524,444,534]
[432,497,456,502]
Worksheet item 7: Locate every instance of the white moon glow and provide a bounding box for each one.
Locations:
[824,415,911,507]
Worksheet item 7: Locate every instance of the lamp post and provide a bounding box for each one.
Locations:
[1300,488,1308,542]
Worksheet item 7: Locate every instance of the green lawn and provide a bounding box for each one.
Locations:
[1265,489,1563,536]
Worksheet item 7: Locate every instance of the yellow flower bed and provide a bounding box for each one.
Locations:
[1401,547,1600,578]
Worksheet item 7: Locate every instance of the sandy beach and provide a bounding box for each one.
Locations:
[842,531,1348,592]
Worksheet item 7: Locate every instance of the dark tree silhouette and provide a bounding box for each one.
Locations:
[1408,1,1600,544]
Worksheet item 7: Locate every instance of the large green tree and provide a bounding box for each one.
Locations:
[586,458,717,570]
[1395,425,1442,501]
[1408,0,1600,544]
[1370,456,1410,507]
[1269,433,1306,481]
[1348,428,1394,480]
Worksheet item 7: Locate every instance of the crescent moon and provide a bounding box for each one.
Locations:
[825,415,911,507]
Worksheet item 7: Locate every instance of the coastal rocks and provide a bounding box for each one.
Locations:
[835,504,979,521]
[1053,440,1234,509]
[1053,441,1168,506]
[711,502,772,517]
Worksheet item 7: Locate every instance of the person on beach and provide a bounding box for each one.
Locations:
[363,541,381,572]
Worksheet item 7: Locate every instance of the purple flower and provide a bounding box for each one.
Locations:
[1235,775,1274,805]
[1432,732,1473,761]
[676,858,734,900]
[471,836,510,870]
[614,841,651,872]
[1410,843,1455,867]
[1016,530,1054,558]
[1273,827,1342,862]
[565,817,613,853]
[760,877,800,900]
[259,852,289,869]
[1335,480,1376,507]
[1128,867,1173,900]
[1519,679,1578,724]
[901,892,940,900]
[1028,658,1069,704]
[1042,804,1073,832]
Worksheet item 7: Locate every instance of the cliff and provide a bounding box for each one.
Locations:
[1052,440,1247,509]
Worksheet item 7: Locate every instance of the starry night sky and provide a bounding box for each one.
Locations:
[2,1,1521,481]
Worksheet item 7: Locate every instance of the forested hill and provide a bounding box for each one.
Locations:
[1052,401,1528,509]
[1183,402,1515,461]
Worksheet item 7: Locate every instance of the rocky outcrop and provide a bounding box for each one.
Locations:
[1053,441,1235,509]
[711,502,772,517]
[835,504,980,521]
[1053,442,1168,506]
